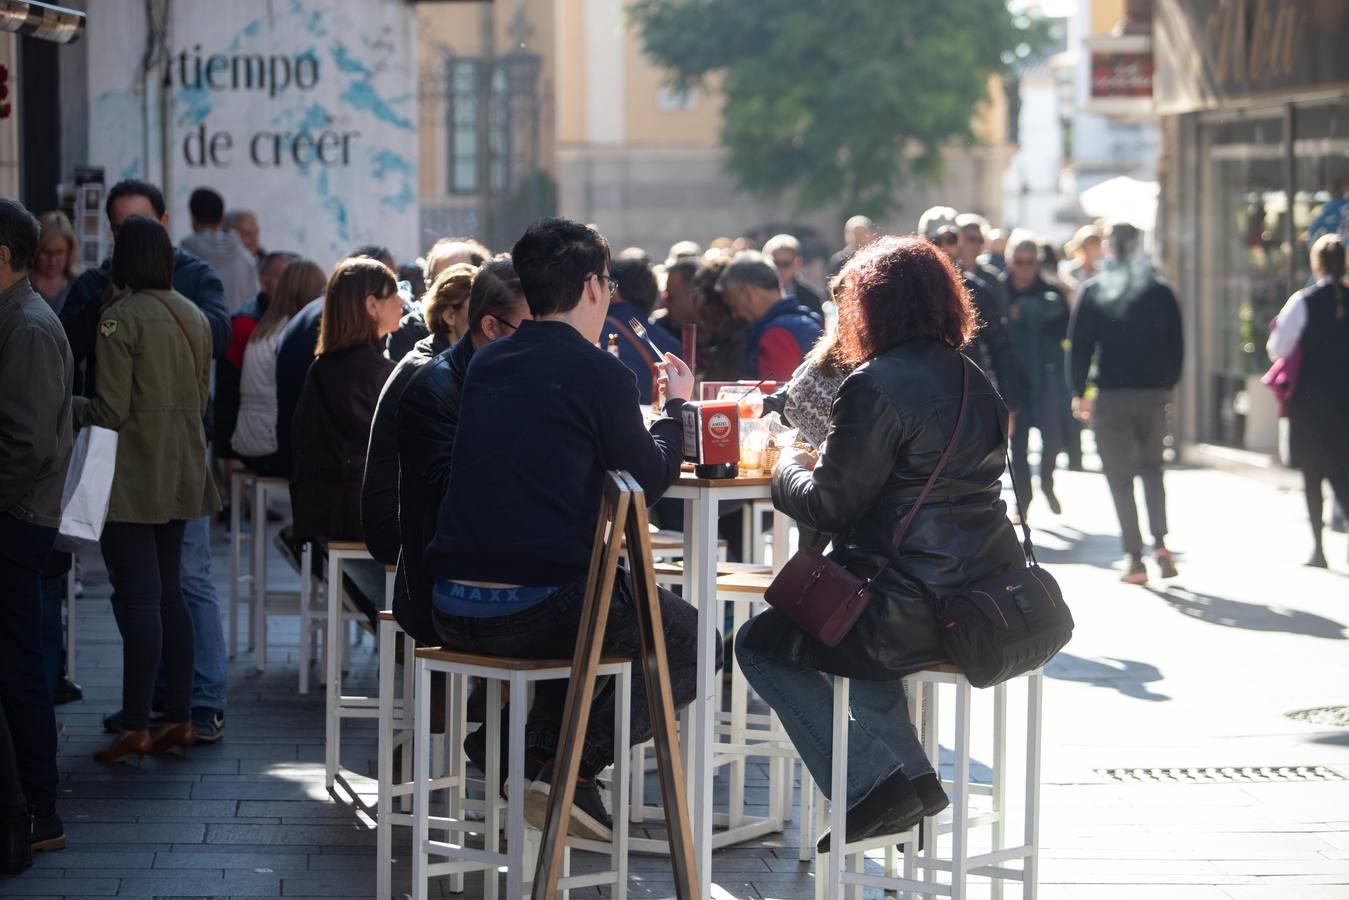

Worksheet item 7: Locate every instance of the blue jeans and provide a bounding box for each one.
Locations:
[180,516,227,711]
[734,619,932,808]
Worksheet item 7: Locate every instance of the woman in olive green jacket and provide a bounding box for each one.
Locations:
[72,216,219,764]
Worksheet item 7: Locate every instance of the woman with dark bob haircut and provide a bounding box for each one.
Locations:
[736,235,1024,851]
[73,215,219,764]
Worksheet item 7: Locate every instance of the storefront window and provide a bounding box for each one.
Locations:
[1203,116,1286,447]
[1292,104,1349,287]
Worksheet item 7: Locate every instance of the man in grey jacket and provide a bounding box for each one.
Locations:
[0,198,73,862]
[180,187,259,315]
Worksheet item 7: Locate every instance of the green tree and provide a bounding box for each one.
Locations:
[629,0,1041,217]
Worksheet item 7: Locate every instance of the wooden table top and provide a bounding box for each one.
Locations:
[673,472,773,488]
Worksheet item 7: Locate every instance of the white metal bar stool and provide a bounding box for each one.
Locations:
[323,541,386,798]
[227,469,255,660]
[226,470,294,665]
[816,665,1044,900]
[411,648,632,900]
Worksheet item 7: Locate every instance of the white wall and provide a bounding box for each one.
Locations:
[85,0,418,268]
[1002,69,1070,240]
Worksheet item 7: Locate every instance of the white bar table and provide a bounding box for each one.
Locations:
[663,472,789,898]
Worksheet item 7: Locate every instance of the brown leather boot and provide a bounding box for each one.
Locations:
[93,730,152,765]
[148,722,198,757]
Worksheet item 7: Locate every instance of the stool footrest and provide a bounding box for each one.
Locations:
[415,647,629,670]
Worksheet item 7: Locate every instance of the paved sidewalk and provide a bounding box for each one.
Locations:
[9,455,1349,899]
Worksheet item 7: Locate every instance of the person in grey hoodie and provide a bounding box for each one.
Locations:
[179,188,259,316]
[0,197,73,861]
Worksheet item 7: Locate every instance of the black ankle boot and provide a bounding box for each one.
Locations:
[817,770,924,854]
[1,810,32,875]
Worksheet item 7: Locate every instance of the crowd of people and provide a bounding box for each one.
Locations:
[2,172,1343,877]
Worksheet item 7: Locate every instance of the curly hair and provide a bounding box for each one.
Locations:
[830,235,976,370]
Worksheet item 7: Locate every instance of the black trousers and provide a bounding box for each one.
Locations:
[100,521,194,731]
[433,573,717,777]
[1304,470,1349,552]
[0,512,59,818]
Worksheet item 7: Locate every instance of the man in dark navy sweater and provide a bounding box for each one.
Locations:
[425,217,713,840]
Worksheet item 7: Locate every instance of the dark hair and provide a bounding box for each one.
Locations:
[693,256,731,313]
[0,198,40,272]
[347,244,395,269]
[397,261,426,300]
[110,216,175,291]
[105,179,166,220]
[666,258,699,288]
[832,235,975,369]
[510,217,610,318]
[255,258,326,339]
[316,257,397,356]
[188,188,225,227]
[610,258,659,315]
[1104,221,1141,258]
[469,256,527,335]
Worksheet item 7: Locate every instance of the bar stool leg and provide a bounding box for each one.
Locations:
[951,677,972,900]
[228,471,242,659]
[252,478,268,669]
[728,598,749,829]
[412,660,432,900]
[613,664,631,900]
[920,681,938,900]
[1024,671,1043,900]
[400,636,416,815]
[483,679,502,900]
[991,680,1008,900]
[447,672,466,894]
[325,550,343,791]
[298,543,312,692]
[629,743,645,824]
[798,769,814,862]
[377,620,396,900]
[826,676,848,900]
[505,672,527,900]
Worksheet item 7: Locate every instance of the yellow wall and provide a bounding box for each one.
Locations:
[622,31,722,147]
[1090,0,1127,36]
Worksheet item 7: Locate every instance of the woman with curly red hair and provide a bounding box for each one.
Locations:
[736,236,1025,851]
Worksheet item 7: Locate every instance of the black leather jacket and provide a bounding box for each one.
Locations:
[388,334,475,645]
[743,339,1024,680]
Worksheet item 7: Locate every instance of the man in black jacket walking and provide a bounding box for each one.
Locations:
[1068,222,1183,585]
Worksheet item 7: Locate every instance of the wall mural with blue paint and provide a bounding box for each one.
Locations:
[89,0,418,267]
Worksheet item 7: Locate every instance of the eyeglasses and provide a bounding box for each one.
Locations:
[592,272,618,297]
[488,313,518,332]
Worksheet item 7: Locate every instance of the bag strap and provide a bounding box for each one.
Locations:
[605,315,657,373]
[1002,447,1040,566]
[145,291,203,377]
[892,355,970,550]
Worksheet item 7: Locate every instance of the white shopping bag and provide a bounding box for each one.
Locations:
[55,425,118,552]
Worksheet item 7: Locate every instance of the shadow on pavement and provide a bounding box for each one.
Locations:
[1045,652,1170,701]
[1145,584,1347,640]
[1028,523,1125,573]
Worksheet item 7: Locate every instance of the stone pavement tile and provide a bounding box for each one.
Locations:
[1224,887,1349,900]
[1042,857,1226,878]
[190,781,330,801]
[1214,857,1349,876]
[171,844,316,855]
[0,878,119,896]
[65,822,206,844]
[61,798,240,819]
[154,851,312,872]
[29,850,157,871]
[204,824,374,846]
[276,873,377,896]
[115,872,281,896]
[1066,887,1234,900]
[236,801,358,819]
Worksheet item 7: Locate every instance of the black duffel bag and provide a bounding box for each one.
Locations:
[937,456,1073,688]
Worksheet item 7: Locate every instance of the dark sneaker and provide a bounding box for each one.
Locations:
[1120,556,1148,585]
[462,724,541,797]
[30,812,65,853]
[1307,549,1329,569]
[817,770,925,854]
[1043,486,1062,516]
[274,525,305,574]
[53,677,83,706]
[1153,547,1179,579]
[191,708,225,743]
[524,766,613,841]
[102,708,163,733]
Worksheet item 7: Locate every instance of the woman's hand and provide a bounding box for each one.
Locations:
[779,446,818,472]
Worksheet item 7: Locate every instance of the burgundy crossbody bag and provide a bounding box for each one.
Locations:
[763,360,970,647]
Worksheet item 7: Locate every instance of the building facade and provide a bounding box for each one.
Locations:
[1154,0,1349,455]
[415,0,1016,261]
